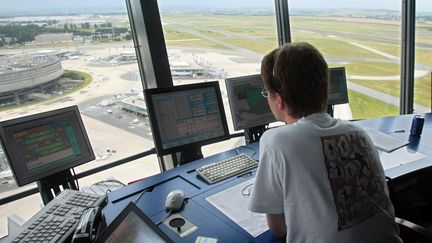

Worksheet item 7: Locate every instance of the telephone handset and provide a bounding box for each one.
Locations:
[71,206,104,243]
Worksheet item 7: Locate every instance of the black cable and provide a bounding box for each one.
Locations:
[241,183,254,198]
[72,168,80,190]
[112,186,152,204]
[238,145,258,160]
[105,188,112,201]
[133,188,151,204]
[156,210,172,225]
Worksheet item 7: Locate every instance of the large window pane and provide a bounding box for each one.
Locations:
[158,0,278,154]
[289,0,402,119]
[415,1,432,114]
[0,1,159,236]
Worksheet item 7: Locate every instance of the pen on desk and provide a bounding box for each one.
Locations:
[394,130,405,133]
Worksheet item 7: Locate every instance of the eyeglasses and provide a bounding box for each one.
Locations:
[261,89,269,98]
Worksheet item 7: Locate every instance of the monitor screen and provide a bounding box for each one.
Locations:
[0,106,94,186]
[144,81,230,156]
[328,67,349,105]
[95,202,173,243]
[225,74,276,131]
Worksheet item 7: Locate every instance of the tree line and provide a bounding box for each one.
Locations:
[0,22,125,47]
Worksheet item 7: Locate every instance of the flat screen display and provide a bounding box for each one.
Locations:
[225,74,276,131]
[328,67,349,105]
[95,202,173,243]
[144,81,229,156]
[0,106,94,186]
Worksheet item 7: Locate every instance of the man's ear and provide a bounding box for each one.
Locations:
[276,94,285,110]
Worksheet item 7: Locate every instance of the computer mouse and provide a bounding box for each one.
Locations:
[165,189,185,212]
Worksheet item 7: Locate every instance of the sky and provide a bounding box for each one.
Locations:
[0,0,432,13]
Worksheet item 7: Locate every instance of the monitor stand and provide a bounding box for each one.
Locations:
[244,125,267,145]
[178,146,203,166]
[37,169,77,205]
[327,105,334,118]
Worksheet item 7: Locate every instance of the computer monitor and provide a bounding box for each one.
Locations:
[0,106,95,187]
[95,202,173,243]
[328,67,349,106]
[225,74,276,131]
[144,81,230,161]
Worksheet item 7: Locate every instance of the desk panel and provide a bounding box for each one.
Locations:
[102,114,432,242]
[103,144,262,242]
[152,200,252,243]
[354,113,432,179]
[192,172,275,242]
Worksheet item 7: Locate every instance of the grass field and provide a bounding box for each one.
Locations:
[344,62,400,76]
[351,74,431,107]
[161,14,431,118]
[296,37,384,58]
[348,90,399,119]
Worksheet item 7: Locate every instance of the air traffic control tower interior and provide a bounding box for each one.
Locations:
[0,0,431,242]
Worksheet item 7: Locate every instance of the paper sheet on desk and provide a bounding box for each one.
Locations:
[378,147,426,170]
[206,179,268,237]
[364,127,409,152]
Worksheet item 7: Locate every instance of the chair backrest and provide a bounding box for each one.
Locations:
[396,217,432,243]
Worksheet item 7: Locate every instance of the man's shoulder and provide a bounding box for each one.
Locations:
[260,126,282,145]
[261,125,291,139]
[327,119,367,134]
[260,125,303,148]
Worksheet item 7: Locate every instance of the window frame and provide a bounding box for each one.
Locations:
[0,0,420,206]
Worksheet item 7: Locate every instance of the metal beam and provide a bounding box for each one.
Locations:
[400,0,416,114]
[274,0,291,46]
[126,0,176,170]
[126,0,173,89]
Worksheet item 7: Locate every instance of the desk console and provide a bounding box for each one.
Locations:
[5,189,105,243]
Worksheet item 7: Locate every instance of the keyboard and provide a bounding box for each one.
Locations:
[196,153,258,184]
[5,189,105,243]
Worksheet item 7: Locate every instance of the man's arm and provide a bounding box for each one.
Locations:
[267,213,287,240]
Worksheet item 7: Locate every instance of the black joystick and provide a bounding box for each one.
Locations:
[169,217,186,232]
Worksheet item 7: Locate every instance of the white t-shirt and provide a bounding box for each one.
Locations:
[248,113,401,243]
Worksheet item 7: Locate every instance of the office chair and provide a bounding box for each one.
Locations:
[396,217,432,243]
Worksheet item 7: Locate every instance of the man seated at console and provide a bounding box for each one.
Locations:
[248,42,401,242]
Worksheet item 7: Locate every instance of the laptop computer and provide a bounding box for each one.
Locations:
[94,202,173,243]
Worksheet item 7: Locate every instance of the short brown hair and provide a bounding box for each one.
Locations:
[261,42,329,118]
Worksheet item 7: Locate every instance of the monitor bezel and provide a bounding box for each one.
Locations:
[144,81,230,156]
[0,105,95,186]
[95,202,174,243]
[328,67,349,106]
[225,74,276,131]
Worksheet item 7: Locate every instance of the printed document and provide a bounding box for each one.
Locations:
[364,127,409,152]
[378,147,426,170]
[206,179,268,237]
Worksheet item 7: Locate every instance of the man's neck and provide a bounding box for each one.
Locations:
[284,115,299,125]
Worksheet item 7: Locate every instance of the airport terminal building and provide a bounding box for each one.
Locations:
[0,55,64,106]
